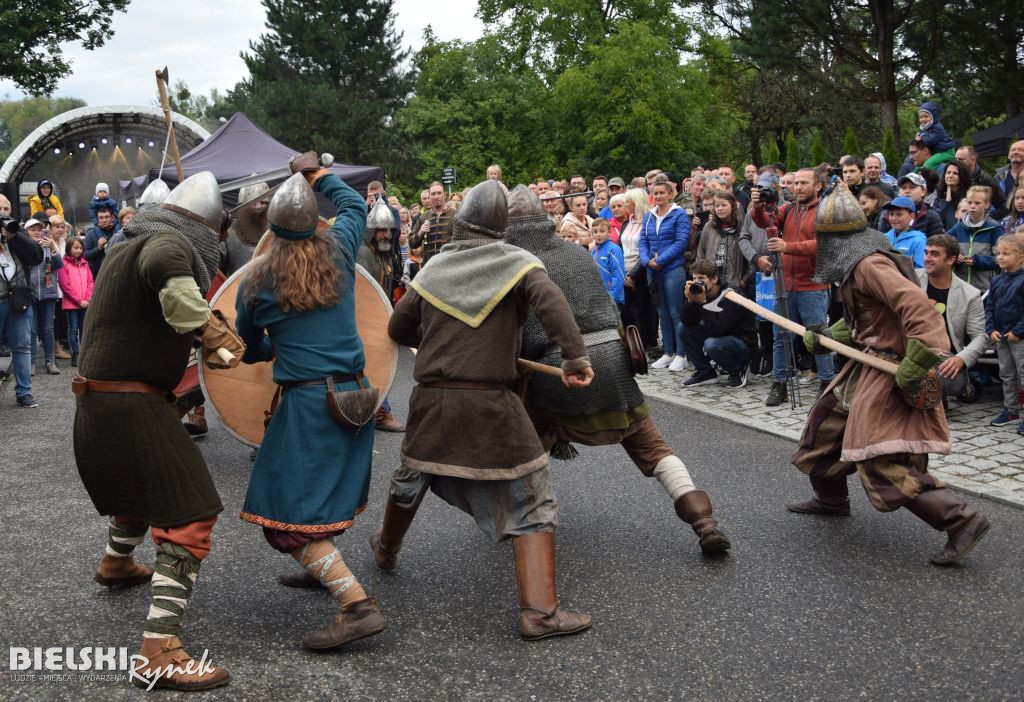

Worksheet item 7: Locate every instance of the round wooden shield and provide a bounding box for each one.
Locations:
[199,255,398,448]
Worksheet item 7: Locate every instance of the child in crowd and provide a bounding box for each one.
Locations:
[881,196,926,267]
[28,179,64,218]
[916,101,957,170]
[591,218,625,309]
[57,236,93,366]
[984,233,1024,434]
[950,185,1005,292]
[88,182,119,227]
[1001,185,1024,235]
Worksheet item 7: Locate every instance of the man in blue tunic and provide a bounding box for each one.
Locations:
[235,156,385,651]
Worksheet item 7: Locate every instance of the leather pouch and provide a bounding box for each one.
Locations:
[622,325,648,376]
[326,376,379,431]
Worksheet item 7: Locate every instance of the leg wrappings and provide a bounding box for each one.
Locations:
[652,456,696,501]
[143,543,200,639]
[105,516,147,558]
[292,539,367,609]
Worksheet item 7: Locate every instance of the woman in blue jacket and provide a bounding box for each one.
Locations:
[640,175,690,371]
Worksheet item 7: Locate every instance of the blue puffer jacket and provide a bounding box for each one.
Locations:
[29,246,64,301]
[639,204,690,275]
[984,269,1024,338]
[950,215,1005,292]
[918,101,956,152]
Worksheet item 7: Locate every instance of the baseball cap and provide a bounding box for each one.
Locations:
[24,218,44,229]
[898,173,926,189]
[608,177,626,188]
[881,196,917,213]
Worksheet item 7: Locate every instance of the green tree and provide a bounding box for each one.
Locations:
[882,128,899,174]
[810,133,827,165]
[842,126,861,157]
[225,0,414,167]
[961,130,972,146]
[167,81,229,133]
[550,22,733,177]
[785,132,801,172]
[0,0,130,95]
[762,139,780,168]
[0,95,87,163]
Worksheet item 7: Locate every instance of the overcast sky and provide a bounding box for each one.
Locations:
[0,0,484,105]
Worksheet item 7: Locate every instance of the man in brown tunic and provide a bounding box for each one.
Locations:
[788,184,990,566]
[374,180,596,639]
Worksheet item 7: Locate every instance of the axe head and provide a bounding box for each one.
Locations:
[156,66,169,83]
[703,288,729,312]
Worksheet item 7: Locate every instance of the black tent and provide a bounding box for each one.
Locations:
[118,113,384,201]
[969,113,1024,159]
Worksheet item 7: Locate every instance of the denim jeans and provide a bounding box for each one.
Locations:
[66,308,86,354]
[653,267,685,356]
[0,300,34,399]
[31,299,56,364]
[679,323,750,375]
[772,289,834,381]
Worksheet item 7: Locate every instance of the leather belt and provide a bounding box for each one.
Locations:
[72,376,176,403]
[420,380,507,391]
[280,373,362,391]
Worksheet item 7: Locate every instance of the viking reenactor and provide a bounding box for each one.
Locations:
[788,183,990,565]
[504,186,730,555]
[107,178,172,249]
[370,180,595,640]
[72,170,243,690]
[356,201,406,432]
[235,158,387,650]
[221,181,270,276]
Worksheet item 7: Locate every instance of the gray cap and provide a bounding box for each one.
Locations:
[267,173,319,241]
[608,177,626,188]
[898,172,926,188]
[160,171,223,231]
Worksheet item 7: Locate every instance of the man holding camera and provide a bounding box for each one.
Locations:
[679,260,756,388]
[0,212,44,407]
[751,167,835,405]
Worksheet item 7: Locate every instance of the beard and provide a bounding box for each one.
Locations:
[375,240,392,253]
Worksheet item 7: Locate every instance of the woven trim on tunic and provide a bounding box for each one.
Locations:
[841,440,951,463]
[239,503,366,532]
[401,453,548,481]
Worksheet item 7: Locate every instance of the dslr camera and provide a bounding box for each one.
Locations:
[690,281,706,296]
[755,184,778,207]
[0,215,21,235]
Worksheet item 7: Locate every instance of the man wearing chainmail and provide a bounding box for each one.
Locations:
[788,182,990,566]
[221,181,270,276]
[504,185,730,555]
[373,180,597,640]
[72,171,244,690]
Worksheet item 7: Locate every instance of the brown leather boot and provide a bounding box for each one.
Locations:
[94,554,154,588]
[370,498,418,570]
[132,636,230,691]
[904,489,991,565]
[374,408,405,432]
[786,475,851,516]
[277,570,321,589]
[513,532,591,640]
[302,597,388,651]
[673,490,731,555]
[183,405,208,437]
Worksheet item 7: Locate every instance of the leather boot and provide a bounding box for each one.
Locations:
[673,490,731,555]
[277,570,321,589]
[513,532,591,640]
[55,343,71,360]
[132,636,230,691]
[370,498,418,570]
[94,554,154,588]
[904,489,991,566]
[786,475,851,516]
[183,405,208,437]
[374,408,405,432]
[302,597,387,651]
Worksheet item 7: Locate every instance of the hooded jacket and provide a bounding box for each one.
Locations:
[750,199,827,292]
[984,269,1024,338]
[884,227,926,268]
[58,254,94,310]
[27,180,64,218]
[950,215,1005,292]
[28,244,63,301]
[917,101,956,152]
[869,152,899,187]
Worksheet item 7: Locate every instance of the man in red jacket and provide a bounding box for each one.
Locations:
[751,167,835,405]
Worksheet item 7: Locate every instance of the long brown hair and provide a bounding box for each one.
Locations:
[244,230,348,313]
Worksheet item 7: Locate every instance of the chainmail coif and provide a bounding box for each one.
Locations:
[123,207,221,294]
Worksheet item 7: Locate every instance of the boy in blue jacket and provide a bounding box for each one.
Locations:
[984,233,1024,433]
[950,185,1005,292]
[881,196,926,267]
[916,101,957,170]
[591,218,625,308]
[88,182,119,227]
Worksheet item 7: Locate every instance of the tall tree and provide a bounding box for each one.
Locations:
[226,0,414,166]
[0,96,87,163]
[0,0,130,95]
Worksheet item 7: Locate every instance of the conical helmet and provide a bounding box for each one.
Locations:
[507,184,546,222]
[138,178,171,208]
[267,173,319,240]
[160,171,222,231]
[367,201,395,231]
[452,180,507,241]
[816,185,867,235]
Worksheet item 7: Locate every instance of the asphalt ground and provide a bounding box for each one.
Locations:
[2,348,1023,700]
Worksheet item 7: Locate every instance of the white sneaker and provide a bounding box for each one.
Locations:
[668,355,687,372]
[651,354,673,369]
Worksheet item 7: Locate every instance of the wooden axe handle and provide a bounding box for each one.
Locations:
[722,290,899,375]
[408,347,564,378]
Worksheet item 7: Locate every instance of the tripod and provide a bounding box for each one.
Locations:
[764,204,801,408]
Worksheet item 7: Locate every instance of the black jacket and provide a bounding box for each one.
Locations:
[680,284,757,350]
[1,228,44,291]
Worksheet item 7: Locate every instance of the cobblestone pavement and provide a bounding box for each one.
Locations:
[638,365,1024,508]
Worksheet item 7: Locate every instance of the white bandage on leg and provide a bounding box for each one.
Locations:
[652,456,696,500]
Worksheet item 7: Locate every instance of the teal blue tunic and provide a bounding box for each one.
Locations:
[235,174,375,532]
